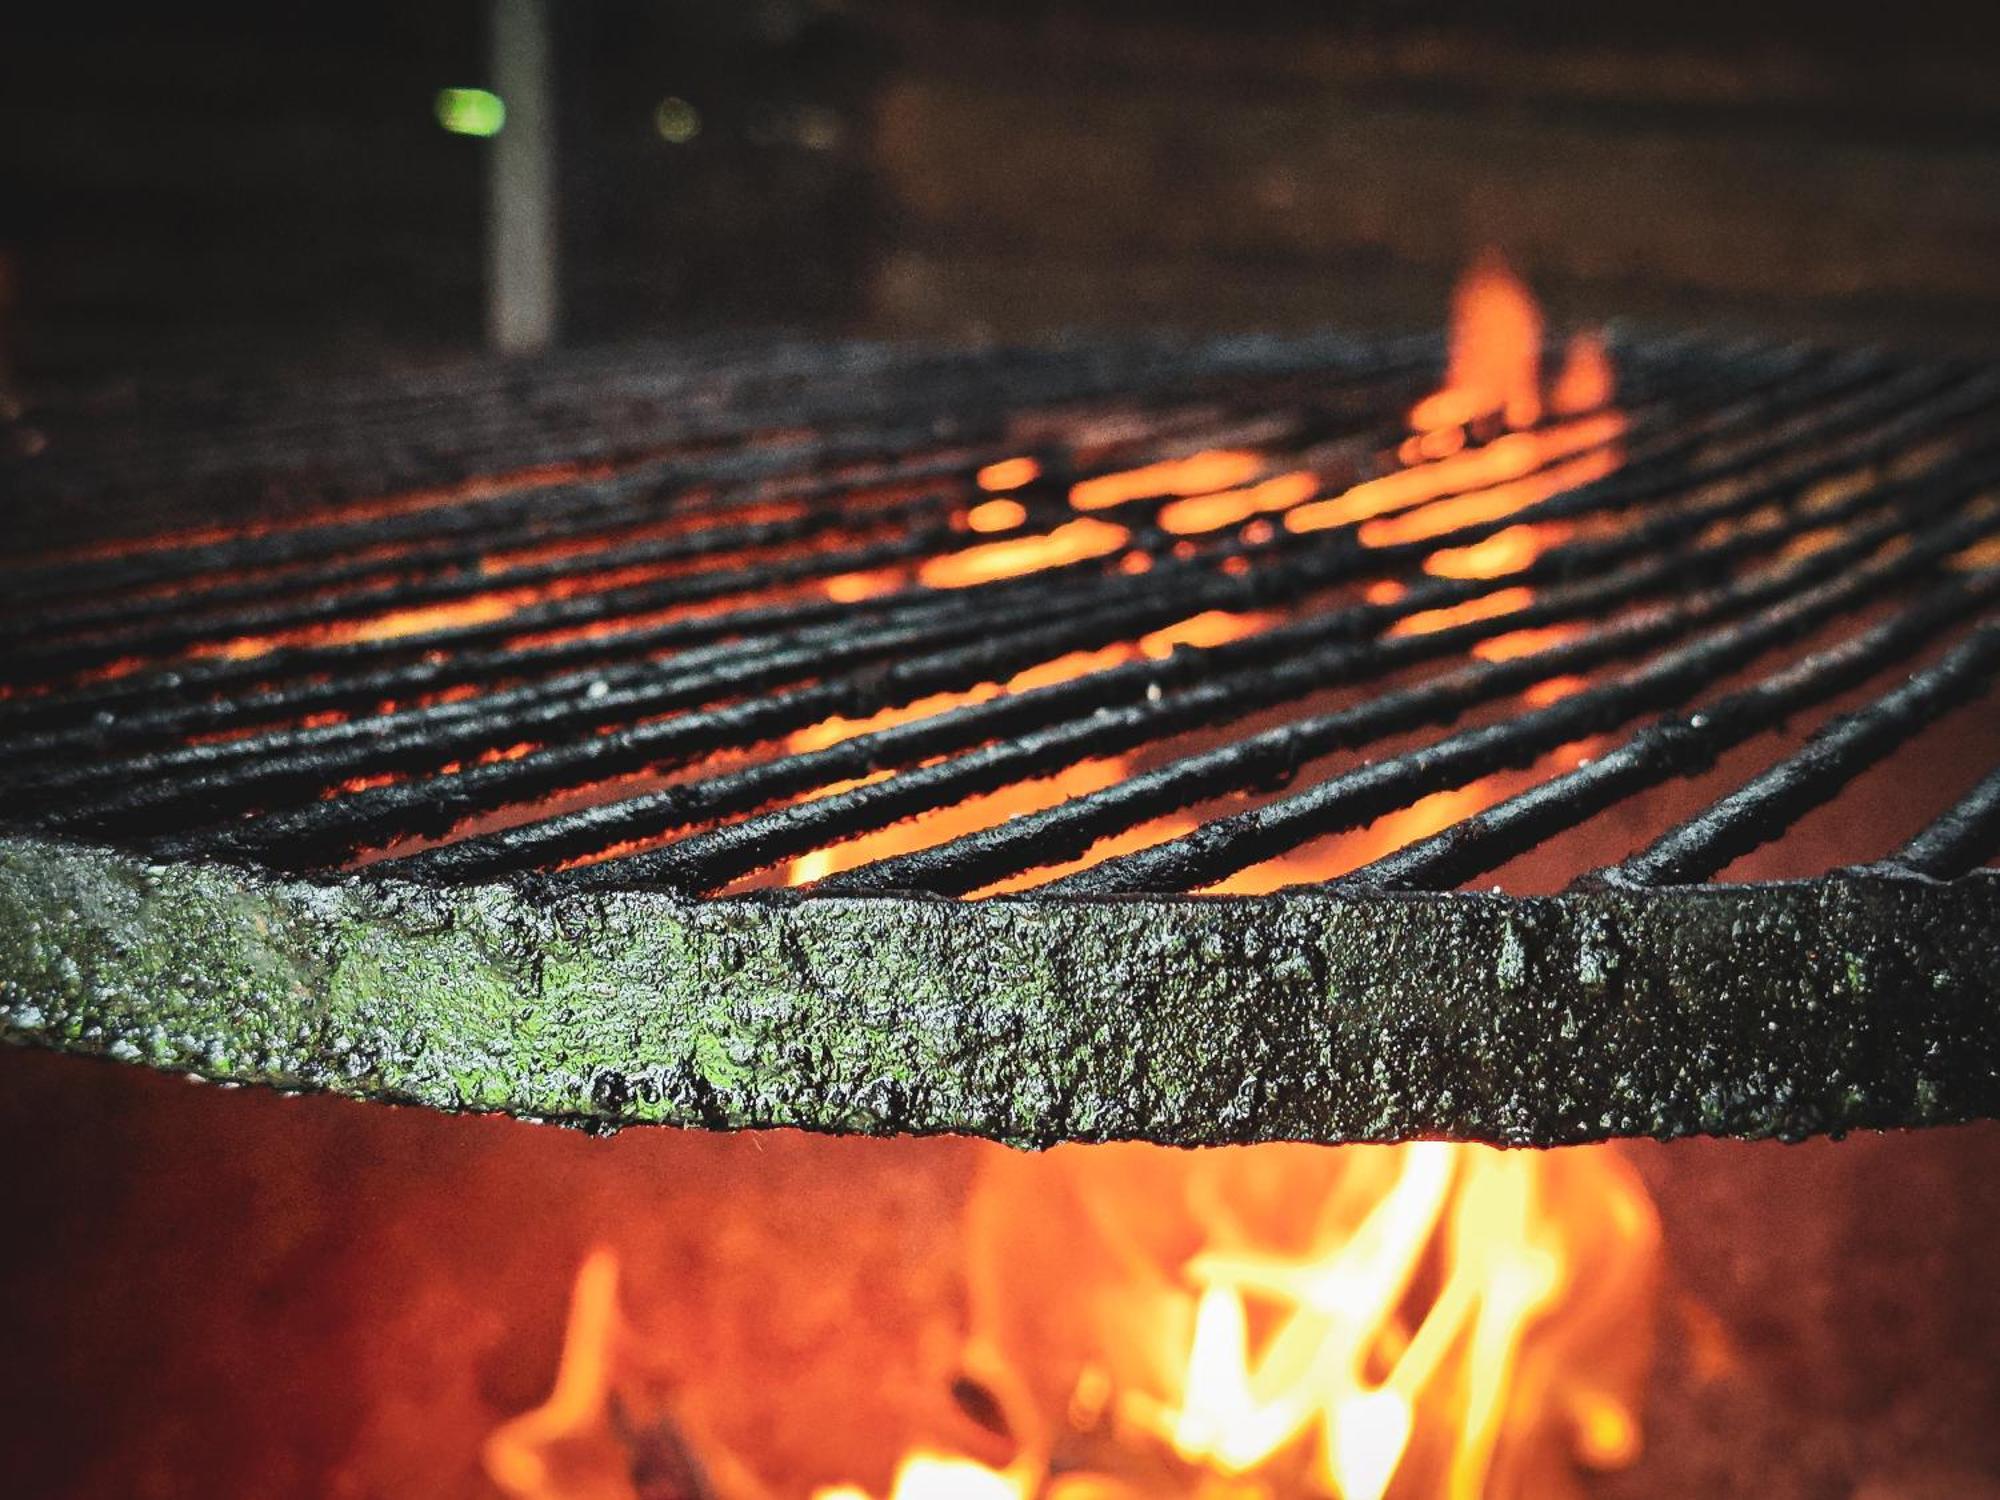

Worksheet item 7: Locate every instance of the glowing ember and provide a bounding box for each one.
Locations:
[1157,471,1319,537]
[978,457,1042,491]
[968,498,1029,533]
[1069,450,1263,513]
[919,517,1130,589]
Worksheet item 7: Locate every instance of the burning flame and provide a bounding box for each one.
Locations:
[485,1249,650,1500]
[1409,251,1544,433]
[492,1145,1659,1500]
[486,254,1660,1500]
[825,1143,1659,1500]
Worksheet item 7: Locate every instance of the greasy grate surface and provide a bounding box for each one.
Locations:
[0,331,1996,1146]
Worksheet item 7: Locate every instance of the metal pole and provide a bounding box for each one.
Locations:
[487,0,557,353]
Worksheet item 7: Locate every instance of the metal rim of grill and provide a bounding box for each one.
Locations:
[1,329,1995,1147]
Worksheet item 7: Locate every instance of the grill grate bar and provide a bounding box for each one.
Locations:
[0,490,964,683]
[122,383,1901,868]
[6,379,1723,833]
[1037,498,2000,895]
[0,426,988,610]
[0,343,1860,683]
[723,448,2000,897]
[26,358,1995,871]
[1337,579,2000,891]
[2,348,1445,616]
[6,334,1435,538]
[0,345,1905,755]
[1884,765,2000,880]
[8,355,1927,740]
[424,463,1860,888]
[3,391,1328,638]
[1609,620,2000,888]
[0,529,965,755]
[37,571,1114,843]
[2,333,1994,909]
[0,345,1732,691]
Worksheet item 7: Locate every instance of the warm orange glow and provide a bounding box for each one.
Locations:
[1138,608,1274,658]
[1285,415,1622,540]
[779,758,1128,890]
[1359,446,1621,550]
[825,568,905,602]
[1390,587,1536,639]
[28,459,610,567]
[814,1452,1027,1500]
[789,687,999,759]
[948,1142,1657,1500]
[966,498,1028,533]
[1157,471,1318,536]
[977,457,1041,491]
[485,1249,632,1500]
[1069,449,1262,512]
[1408,251,1544,433]
[1550,332,1615,416]
[918,518,1130,589]
[1095,257,1626,897]
[210,593,526,661]
[1423,525,1544,580]
[769,637,1136,887]
[767,605,1278,889]
[1951,532,2000,571]
[1202,778,1510,897]
[499,1144,1658,1500]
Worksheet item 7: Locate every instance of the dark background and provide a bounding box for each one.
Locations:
[4,0,1999,383]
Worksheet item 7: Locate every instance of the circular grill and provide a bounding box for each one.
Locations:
[1,332,1995,1145]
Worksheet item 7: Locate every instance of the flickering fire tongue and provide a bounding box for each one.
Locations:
[484,1141,1659,1500]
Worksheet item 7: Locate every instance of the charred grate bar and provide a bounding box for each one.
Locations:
[1,330,1995,1147]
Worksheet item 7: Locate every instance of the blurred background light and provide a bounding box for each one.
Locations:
[654,96,701,144]
[436,86,506,137]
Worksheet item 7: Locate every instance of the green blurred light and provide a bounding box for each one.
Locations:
[436,87,506,138]
[654,96,701,145]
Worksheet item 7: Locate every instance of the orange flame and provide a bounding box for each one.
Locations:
[977,457,1041,492]
[498,1143,1659,1500]
[485,1249,633,1500]
[1550,332,1614,417]
[1409,252,1544,434]
[933,1142,1657,1500]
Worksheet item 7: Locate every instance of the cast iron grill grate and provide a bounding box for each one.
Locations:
[1,332,1996,1146]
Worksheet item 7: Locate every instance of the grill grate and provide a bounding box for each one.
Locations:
[1,332,1996,1146]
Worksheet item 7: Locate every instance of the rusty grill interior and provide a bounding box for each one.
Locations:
[3,332,1998,895]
